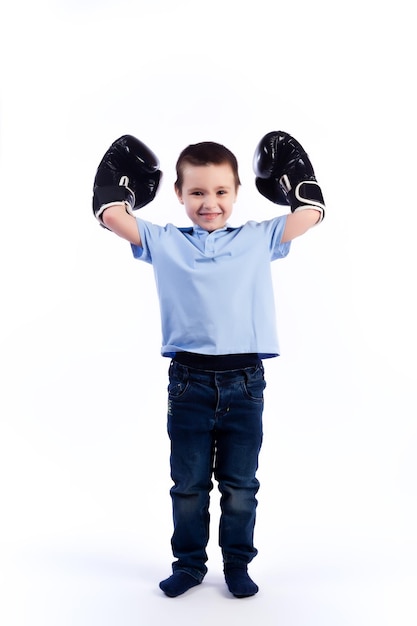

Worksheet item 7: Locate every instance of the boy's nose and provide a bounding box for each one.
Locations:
[203,194,217,209]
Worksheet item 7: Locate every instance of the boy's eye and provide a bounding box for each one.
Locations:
[190,189,228,196]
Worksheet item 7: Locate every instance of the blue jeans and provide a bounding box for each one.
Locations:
[166,360,265,582]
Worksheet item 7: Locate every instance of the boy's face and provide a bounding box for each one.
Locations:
[175,163,238,232]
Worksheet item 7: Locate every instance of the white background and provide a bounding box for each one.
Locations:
[0,1,416,624]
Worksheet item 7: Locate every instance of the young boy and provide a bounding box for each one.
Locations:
[92,132,325,598]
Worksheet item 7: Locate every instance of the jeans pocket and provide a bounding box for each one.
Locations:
[168,378,189,399]
[242,368,266,402]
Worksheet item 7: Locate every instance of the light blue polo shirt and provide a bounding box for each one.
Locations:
[131,216,291,358]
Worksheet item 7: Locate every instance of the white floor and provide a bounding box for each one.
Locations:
[1,503,416,626]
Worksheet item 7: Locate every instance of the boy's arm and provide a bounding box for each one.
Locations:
[281,208,321,242]
[101,204,142,246]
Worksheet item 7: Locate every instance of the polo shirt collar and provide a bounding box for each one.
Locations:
[192,224,230,236]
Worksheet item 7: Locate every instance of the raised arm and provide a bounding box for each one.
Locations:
[253,130,325,242]
[92,134,162,245]
[281,208,321,242]
[101,204,141,245]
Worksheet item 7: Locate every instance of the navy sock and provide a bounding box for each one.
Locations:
[159,572,201,597]
[224,565,259,598]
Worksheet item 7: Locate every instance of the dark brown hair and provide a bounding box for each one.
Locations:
[175,141,241,191]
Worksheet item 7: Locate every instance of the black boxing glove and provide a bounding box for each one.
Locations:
[253,131,325,222]
[92,134,162,224]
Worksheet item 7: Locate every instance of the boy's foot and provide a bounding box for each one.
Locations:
[224,565,259,598]
[159,572,201,597]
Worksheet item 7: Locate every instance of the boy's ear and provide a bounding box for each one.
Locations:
[174,184,183,204]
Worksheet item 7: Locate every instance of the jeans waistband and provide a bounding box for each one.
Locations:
[173,352,261,371]
[169,359,264,387]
